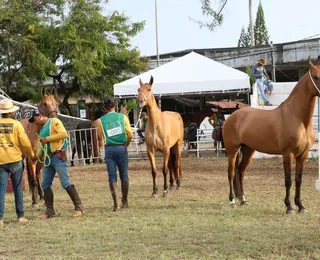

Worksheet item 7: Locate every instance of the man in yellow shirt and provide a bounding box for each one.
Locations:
[29,109,84,218]
[0,99,36,226]
[96,97,133,211]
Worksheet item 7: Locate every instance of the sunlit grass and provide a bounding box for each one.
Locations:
[1,158,320,259]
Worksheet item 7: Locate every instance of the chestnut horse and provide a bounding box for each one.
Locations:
[137,76,184,197]
[20,87,58,206]
[223,60,320,214]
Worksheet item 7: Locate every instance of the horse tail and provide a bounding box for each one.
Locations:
[233,145,243,199]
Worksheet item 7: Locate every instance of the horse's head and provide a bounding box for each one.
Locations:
[137,75,153,108]
[120,105,128,117]
[308,59,320,96]
[38,87,58,118]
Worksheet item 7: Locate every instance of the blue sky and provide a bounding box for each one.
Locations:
[106,0,319,56]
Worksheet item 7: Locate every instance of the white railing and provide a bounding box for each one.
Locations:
[66,127,226,166]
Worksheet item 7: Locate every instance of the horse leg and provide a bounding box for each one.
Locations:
[147,149,158,197]
[236,145,255,205]
[162,149,170,197]
[26,158,38,206]
[283,153,294,214]
[71,147,76,167]
[172,143,182,189]
[294,152,308,213]
[36,162,44,201]
[168,154,175,189]
[227,148,240,208]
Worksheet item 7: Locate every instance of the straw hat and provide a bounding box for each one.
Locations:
[0,99,19,114]
[257,58,266,65]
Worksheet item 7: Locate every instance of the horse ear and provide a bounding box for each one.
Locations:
[149,76,154,86]
[139,78,143,87]
[308,56,314,68]
[41,87,45,96]
[51,87,55,96]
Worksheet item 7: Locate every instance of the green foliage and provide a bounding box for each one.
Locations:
[0,0,148,114]
[237,26,250,47]
[196,0,228,30]
[237,1,270,47]
[254,1,270,46]
[246,65,255,87]
[123,99,136,114]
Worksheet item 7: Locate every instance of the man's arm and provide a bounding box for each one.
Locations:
[16,123,35,158]
[124,116,133,146]
[263,67,269,78]
[45,119,68,143]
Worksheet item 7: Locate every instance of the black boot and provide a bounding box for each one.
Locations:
[121,180,129,208]
[40,189,55,219]
[66,185,84,216]
[109,182,119,211]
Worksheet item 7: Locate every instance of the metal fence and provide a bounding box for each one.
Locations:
[66,127,225,166]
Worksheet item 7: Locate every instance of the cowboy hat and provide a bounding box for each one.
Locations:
[0,99,20,114]
[257,58,266,65]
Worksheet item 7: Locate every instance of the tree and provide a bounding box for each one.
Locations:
[254,2,269,46]
[199,0,254,47]
[237,1,270,47]
[0,0,63,99]
[0,0,148,115]
[238,26,250,47]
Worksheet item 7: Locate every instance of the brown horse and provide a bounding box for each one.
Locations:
[222,60,320,214]
[20,87,58,206]
[137,76,184,197]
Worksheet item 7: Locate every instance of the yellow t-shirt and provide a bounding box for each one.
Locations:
[0,118,35,164]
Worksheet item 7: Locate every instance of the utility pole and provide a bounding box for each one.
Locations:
[270,41,276,82]
[155,0,160,67]
[249,0,254,47]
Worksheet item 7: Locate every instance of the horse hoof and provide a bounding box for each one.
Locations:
[229,203,235,208]
[169,185,174,190]
[240,201,248,206]
[298,208,307,214]
[176,186,181,190]
[32,204,39,208]
[163,191,168,197]
[286,209,295,215]
[151,193,158,198]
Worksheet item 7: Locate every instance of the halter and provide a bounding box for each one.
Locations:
[138,91,152,102]
[38,106,58,118]
[309,70,320,94]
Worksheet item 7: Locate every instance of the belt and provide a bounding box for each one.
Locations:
[50,150,62,157]
[106,144,126,147]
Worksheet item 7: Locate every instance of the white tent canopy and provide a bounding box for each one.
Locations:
[114,52,250,98]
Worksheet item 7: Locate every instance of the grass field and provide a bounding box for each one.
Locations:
[1,157,320,259]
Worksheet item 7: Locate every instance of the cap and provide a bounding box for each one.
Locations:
[140,112,147,118]
[103,97,115,109]
[28,109,41,123]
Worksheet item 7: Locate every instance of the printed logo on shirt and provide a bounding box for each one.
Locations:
[107,126,123,137]
[0,123,13,134]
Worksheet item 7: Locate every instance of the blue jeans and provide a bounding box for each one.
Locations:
[137,128,145,139]
[105,146,128,182]
[256,78,273,103]
[0,160,24,220]
[42,155,71,190]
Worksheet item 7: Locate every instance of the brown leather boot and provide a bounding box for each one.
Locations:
[121,180,129,208]
[109,182,119,211]
[40,189,55,219]
[66,185,84,217]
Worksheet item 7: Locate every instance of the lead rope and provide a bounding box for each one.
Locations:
[36,134,51,166]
